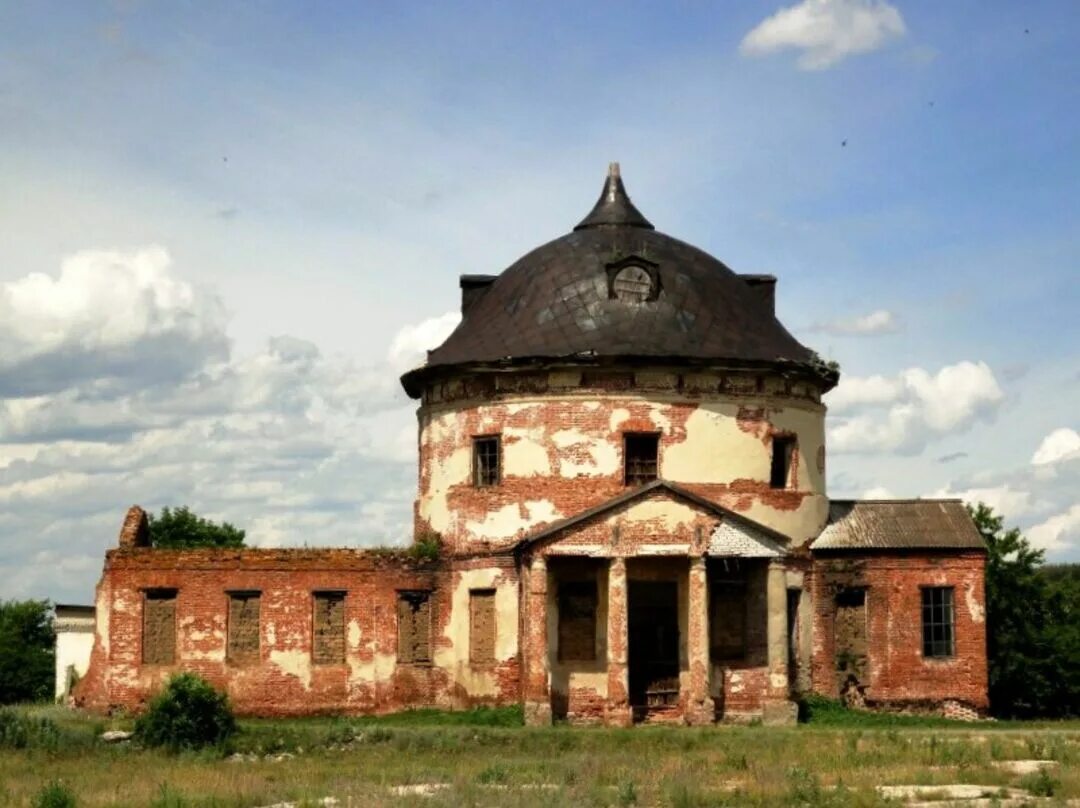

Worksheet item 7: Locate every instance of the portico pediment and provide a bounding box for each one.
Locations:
[518,480,789,558]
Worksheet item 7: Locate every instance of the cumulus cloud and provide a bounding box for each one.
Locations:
[741,0,906,70]
[0,247,228,396]
[1027,505,1080,554]
[1031,427,1080,466]
[931,484,1035,520]
[809,309,900,336]
[0,249,449,601]
[387,310,461,372]
[827,361,1004,453]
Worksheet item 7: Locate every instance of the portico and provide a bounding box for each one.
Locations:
[520,480,796,726]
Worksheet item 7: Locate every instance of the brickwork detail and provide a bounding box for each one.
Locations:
[468,589,496,663]
[313,592,345,665]
[397,591,432,664]
[227,592,260,665]
[142,590,176,665]
[810,552,988,710]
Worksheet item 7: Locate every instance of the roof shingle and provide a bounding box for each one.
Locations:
[811,499,986,551]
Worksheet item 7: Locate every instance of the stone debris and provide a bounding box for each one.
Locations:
[906,801,1049,808]
[877,784,1029,801]
[991,759,1058,775]
[99,730,133,743]
[226,751,296,763]
[387,784,450,797]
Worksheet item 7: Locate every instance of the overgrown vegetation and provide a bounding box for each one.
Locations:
[405,530,442,562]
[974,503,1080,718]
[0,708,1078,806]
[134,673,236,751]
[0,708,62,750]
[32,780,76,808]
[796,694,956,728]
[0,599,54,704]
[148,506,245,549]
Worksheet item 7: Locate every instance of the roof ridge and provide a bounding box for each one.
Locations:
[831,498,966,504]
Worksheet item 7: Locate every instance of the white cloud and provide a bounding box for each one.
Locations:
[861,485,894,499]
[741,0,906,70]
[0,249,450,601]
[1027,505,1080,554]
[0,247,228,396]
[1031,427,1080,466]
[827,361,1004,453]
[809,309,900,336]
[387,311,461,372]
[931,484,1035,520]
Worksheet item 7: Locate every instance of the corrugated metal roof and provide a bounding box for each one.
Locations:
[811,499,986,551]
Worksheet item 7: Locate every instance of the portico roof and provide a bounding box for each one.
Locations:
[516,479,791,553]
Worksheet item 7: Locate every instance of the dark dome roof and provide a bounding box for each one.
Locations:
[402,165,829,397]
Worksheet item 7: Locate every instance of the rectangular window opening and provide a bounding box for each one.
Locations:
[397,591,432,664]
[312,591,346,665]
[473,436,501,487]
[558,580,598,662]
[142,589,177,665]
[770,435,796,489]
[469,589,497,664]
[624,433,659,486]
[227,591,261,666]
[922,587,955,658]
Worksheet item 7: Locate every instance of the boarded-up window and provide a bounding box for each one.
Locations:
[312,592,346,664]
[397,591,432,664]
[469,589,497,664]
[227,591,260,665]
[142,589,177,665]
[558,581,597,661]
[835,588,868,679]
[710,581,747,661]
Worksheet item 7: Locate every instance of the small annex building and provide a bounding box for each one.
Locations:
[74,166,988,724]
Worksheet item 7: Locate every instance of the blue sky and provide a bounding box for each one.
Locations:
[1,0,1077,602]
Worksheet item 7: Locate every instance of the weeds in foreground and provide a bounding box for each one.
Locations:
[1020,767,1060,797]
[32,780,76,808]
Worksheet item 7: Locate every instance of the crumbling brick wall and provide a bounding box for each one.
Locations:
[73,547,521,717]
[417,369,830,553]
[810,551,988,712]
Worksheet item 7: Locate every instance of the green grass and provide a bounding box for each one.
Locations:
[0,706,1079,806]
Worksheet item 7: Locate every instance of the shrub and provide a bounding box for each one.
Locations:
[135,674,236,751]
[33,781,76,808]
[0,708,61,750]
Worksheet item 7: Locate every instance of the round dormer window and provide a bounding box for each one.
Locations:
[611,265,653,303]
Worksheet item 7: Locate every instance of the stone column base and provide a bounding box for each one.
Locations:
[524,700,552,726]
[762,700,799,726]
[604,702,633,727]
[684,697,716,726]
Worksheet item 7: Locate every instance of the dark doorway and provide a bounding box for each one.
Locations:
[628,581,680,711]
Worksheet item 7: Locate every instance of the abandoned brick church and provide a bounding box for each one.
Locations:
[74,166,988,724]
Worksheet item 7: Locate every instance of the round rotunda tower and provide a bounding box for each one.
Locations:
[401,164,839,554]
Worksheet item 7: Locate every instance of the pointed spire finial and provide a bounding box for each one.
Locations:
[574,163,654,231]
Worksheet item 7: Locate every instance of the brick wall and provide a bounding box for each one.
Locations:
[73,548,521,716]
[809,551,988,712]
[417,369,830,552]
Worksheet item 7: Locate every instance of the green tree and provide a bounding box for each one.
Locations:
[971,503,1080,717]
[148,506,245,549]
[0,600,55,704]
